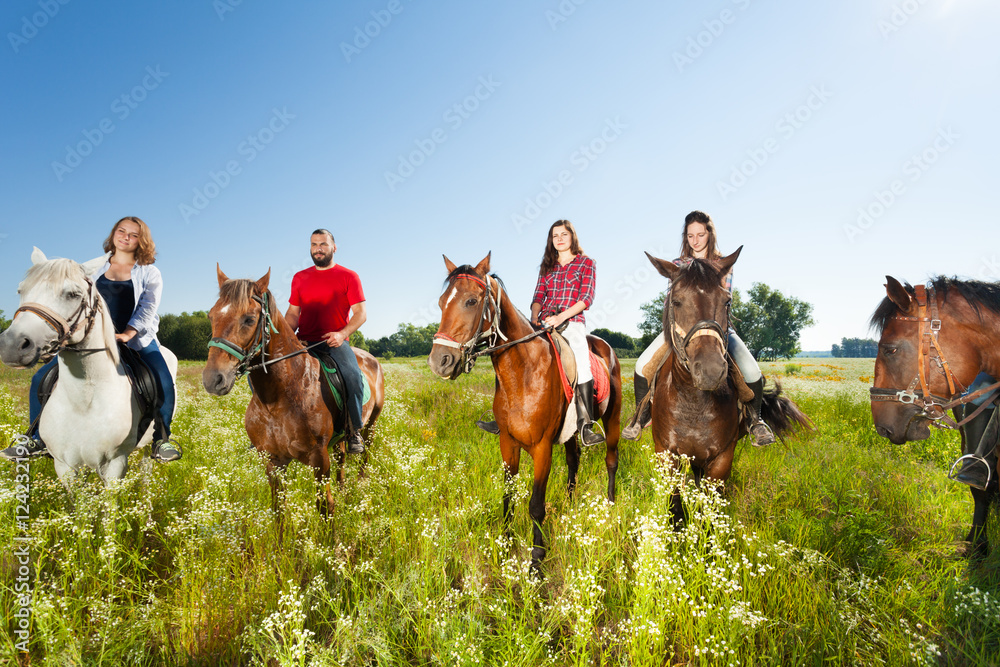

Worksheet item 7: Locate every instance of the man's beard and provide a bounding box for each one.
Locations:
[312,253,332,268]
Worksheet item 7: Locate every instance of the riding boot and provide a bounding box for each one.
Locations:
[344,413,366,454]
[949,403,998,490]
[0,433,48,460]
[748,377,776,447]
[622,373,652,441]
[576,381,605,446]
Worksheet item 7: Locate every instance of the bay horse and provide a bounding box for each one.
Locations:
[427,253,621,572]
[870,276,1000,557]
[0,248,177,484]
[645,250,811,527]
[202,267,385,515]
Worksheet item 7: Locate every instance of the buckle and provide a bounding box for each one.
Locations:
[930,319,942,331]
[896,390,918,404]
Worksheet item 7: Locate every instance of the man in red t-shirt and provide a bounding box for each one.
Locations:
[285,229,368,453]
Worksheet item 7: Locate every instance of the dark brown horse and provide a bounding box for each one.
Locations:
[428,253,621,571]
[202,268,385,514]
[645,251,811,527]
[870,276,1000,556]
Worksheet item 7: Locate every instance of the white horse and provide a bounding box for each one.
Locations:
[0,248,177,484]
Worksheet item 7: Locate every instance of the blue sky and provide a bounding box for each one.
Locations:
[2,0,998,351]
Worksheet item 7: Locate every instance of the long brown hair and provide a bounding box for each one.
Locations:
[679,210,721,260]
[539,219,584,276]
[103,216,156,265]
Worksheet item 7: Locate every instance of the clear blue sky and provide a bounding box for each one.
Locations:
[2,0,998,351]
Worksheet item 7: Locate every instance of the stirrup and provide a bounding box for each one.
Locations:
[475,410,500,435]
[750,420,776,447]
[948,454,993,490]
[580,421,605,447]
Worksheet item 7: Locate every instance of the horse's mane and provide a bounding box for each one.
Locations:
[218,278,263,311]
[673,258,726,291]
[20,258,119,364]
[443,264,481,286]
[870,276,1000,333]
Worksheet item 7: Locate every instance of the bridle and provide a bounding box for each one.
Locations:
[14,275,102,362]
[870,283,1000,430]
[666,288,730,370]
[207,291,281,379]
[432,273,511,375]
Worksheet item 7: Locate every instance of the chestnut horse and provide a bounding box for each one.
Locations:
[428,254,621,571]
[870,276,1000,557]
[202,268,385,514]
[646,250,811,527]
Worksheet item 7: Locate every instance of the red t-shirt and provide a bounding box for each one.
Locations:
[289,265,365,341]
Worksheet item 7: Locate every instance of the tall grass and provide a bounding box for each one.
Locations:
[1,359,998,665]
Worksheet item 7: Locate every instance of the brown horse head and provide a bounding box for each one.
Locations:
[870,276,986,444]
[203,265,272,395]
[647,247,741,391]
[428,252,496,379]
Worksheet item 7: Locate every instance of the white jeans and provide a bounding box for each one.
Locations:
[636,328,761,383]
[562,321,592,384]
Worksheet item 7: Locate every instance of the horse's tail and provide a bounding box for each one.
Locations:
[760,379,813,437]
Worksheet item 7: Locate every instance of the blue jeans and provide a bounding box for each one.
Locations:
[28,341,174,440]
[310,342,364,431]
[964,372,998,407]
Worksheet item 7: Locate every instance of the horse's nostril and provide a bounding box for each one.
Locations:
[18,337,30,351]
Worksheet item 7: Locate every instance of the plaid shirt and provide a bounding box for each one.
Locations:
[531,254,596,324]
[672,256,733,293]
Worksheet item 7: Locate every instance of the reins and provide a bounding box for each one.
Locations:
[870,283,1000,430]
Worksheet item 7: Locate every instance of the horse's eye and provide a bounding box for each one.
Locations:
[242,315,256,327]
[882,346,897,356]
[465,297,478,307]
[64,289,82,300]
[671,299,682,308]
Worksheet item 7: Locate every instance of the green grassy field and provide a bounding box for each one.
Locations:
[1,357,999,666]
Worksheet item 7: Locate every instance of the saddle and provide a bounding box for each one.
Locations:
[35,344,162,435]
[312,350,372,437]
[547,331,610,404]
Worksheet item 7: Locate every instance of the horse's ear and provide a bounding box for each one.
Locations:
[255,268,271,293]
[80,253,110,277]
[716,245,742,278]
[885,276,912,311]
[31,247,47,265]
[646,252,680,281]
[217,264,229,288]
[475,251,491,276]
[443,255,457,274]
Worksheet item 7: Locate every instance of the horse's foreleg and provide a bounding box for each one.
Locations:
[98,456,129,485]
[564,436,580,498]
[499,435,521,527]
[529,444,553,572]
[603,418,620,504]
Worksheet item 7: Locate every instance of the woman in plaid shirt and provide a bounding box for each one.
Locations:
[622,210,775,447]
[530,219,604,446]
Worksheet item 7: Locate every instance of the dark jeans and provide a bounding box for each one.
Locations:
[308,341,364,432]
[28,340,175,440]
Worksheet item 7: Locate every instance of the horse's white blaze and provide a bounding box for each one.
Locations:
[444,286,458,308]
[220,304,230,315]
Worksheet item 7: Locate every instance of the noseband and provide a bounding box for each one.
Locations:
[666,290,729,370]
[870,283,1000,430]
[14,275,101,361]
[207,291,280,379]
[433,273,509,374]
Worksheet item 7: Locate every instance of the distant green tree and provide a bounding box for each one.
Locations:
[832,337,877,358]
[349,330,369,351]
[0,309,10,333]
[637,289,669,349]
[732,284,814,361]
[591,327,637,358]
[370,323,439,358]
[159,311,213,360]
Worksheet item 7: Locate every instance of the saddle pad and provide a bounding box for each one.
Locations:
[320,360,372,410]
[591,353,609,404]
